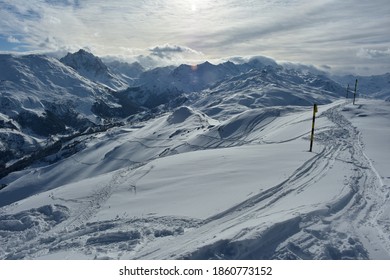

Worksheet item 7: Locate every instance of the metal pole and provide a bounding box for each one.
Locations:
[309,104,318,152]
[353,79,358,105]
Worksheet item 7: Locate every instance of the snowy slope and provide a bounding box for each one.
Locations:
[190,66,344,120]
[0,53,126,123]
[1,98,389,260]
[0,53,149,169]
[0,53,115,165]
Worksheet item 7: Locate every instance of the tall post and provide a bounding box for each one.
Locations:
[309,104,318,152]
[353,79,358,105]
[346,84,350,98]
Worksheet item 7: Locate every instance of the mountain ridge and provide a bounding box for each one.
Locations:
[1,49,389,168]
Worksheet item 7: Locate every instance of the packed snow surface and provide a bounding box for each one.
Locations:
[0,99,389,260]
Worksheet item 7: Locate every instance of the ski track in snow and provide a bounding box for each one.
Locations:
[315,103,390,259]
[1,101,389,259]
[265,102,389,260]
[0,163,201,259]
[129,102,390,260]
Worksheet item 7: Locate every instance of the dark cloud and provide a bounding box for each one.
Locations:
[149,44,201,59]
[321,65,332,70]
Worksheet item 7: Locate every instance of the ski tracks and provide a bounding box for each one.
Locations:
[0,163,180,259]
[62,162,151,230]
[271,103,390,259]
[151,102,390,260]
[3,102,388,260]
[262,102,390,259]
[138,103,352,260]
[322,103,390,258]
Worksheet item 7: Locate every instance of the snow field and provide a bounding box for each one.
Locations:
[0,99,389,260]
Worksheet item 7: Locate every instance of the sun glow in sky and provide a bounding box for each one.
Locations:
[0,0,389,75]
[191,2,197,12]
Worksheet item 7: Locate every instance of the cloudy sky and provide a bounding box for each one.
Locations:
[0,0,389,74]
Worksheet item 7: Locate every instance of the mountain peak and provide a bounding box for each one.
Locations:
[60,49,109,77]
[197,61,214,69]
[75,48,91,55]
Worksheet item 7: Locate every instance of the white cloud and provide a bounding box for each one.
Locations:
[7,36,20,43]
[0,0,389,74]
[357,48,390,59]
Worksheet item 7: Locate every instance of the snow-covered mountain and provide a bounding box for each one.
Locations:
[169,61,241,92]
[60,49,128,90]
[104,60,144,85]
[190,66,345,119]
[1,50,390,260]
[122,58,345,113]
[1,50,385,170]
[0,53,139,166]
[136,57,279,94]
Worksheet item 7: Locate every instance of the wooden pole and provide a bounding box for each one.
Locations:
[309,105,317,152]
[309,104,318,152]
[353,79,358,105]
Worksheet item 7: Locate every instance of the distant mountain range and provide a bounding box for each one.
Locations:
[1,49,389,166]
[333,73,390,101]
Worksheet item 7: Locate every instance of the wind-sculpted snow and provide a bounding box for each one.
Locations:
[1,99,389,259]
[167,107,195,124]
[0,106,214,207]
[0,204,70,259]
